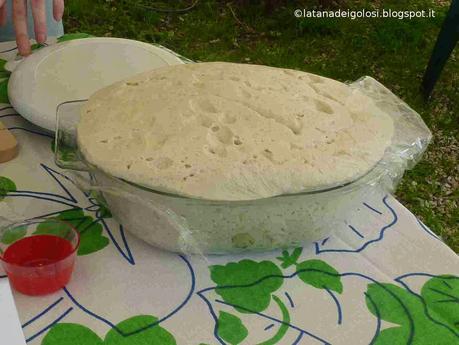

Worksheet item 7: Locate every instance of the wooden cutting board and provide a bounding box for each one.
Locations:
[0,121,18,162]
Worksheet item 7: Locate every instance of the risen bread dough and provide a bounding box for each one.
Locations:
[77,62,394,200]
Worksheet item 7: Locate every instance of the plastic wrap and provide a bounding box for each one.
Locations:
[55,76,431,255]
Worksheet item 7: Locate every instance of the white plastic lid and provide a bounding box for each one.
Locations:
[8,37,185,132]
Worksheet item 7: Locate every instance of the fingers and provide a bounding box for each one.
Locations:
[13,0,31,56]
[0,1,6,27]
[53,0,64,21]
[31,0,46,43]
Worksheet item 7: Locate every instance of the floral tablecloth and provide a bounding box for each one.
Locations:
[0,40,458,345]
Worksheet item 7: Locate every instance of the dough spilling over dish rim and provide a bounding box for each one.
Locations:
[77,62,394,201]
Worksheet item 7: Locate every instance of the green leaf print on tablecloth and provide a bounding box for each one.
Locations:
[280,248,343,294]
[276,248,302,269]
[0,58,10,76]
[0,58,7,71]
[295,259,343,293]
[211,259,283,314]
[1,225,27,245]
[0,177,24,245]
[0,77,9,103]
[42,315,176,345]
[42,324,103,345]
[365,276,459,344]
[104,315,176,345]
[34,209,109,255]
[421,275,459,330]
[210,259,289,343]
[260,295,290,345]
[210,248,344,344]
[217,311,248,345]
[0,176,16,201]
[0,58,9,103]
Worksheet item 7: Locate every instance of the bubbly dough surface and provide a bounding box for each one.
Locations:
[77,62,394,200]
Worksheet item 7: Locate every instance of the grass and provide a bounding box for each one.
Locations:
[64,0,458,251]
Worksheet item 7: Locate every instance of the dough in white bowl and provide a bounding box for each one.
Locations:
[77,62,394,200]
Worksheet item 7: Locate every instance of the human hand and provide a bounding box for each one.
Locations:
[0,0,65,56]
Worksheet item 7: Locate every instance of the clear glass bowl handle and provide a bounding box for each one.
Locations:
[55,100,90,171]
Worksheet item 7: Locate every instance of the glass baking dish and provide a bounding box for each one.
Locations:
[54,77,431,254]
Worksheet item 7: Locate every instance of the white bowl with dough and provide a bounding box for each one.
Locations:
[55,63,431,254]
